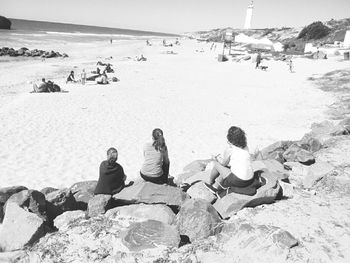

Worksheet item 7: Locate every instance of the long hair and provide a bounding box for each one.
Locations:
[152,128,167,152]
[226,126,247,149]
[106,147,118,164]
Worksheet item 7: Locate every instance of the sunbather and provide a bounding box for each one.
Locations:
[66,71,76,83]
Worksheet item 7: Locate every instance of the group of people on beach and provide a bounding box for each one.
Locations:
[94,126,259,199]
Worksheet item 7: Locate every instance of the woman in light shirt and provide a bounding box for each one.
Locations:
[205,126,254,194]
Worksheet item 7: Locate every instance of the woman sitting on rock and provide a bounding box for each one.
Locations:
[205,126,257,196]
[140,128,170,184]
[94,147,127,195]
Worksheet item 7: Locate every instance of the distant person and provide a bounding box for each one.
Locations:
[66,71,76,83]
[110,39,113,44]
[288,57,294,73]
[81,69,87,85]
[94,147,129,195]
[146,40,152,46]
[96,73,109,85]
[137,54,147,61]
[204,126,257,196]
[140,128,170,184]
[33,78,48,93]
[255,52,262,69]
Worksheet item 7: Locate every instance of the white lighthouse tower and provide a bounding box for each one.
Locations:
[244,1,254,29]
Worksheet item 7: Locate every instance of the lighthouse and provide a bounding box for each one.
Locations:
[244,1,254,29]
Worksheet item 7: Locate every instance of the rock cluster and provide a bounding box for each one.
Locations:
[0,47,68,58]
[0,117,349,262]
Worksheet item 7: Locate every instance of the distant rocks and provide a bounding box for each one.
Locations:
[0,47,68,58]
[0,16,11,30]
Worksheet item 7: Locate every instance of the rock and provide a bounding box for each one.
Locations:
[283,144,315,164]
[0,186,27,222]
[45,188,77,213]
[181,170,211,185]
[298,136,323,153]
[113,181,188,207]
[252,159,289,180]
[87,194,114,217]
[314,174,350,196]
[5,189,47,223]
[279,180,295,198]
[40,187,58,195]
[258,141,293,163]
[335,117,350,135]
[0,16,11,29]
[105,204,175,225]
[175,199,221,242]
[302,161,335,189]
[0,202,46,251]
[0,250,29,263]
[183,159,211,173]
[62,53,69,58]
[218,221,298,261]
[54,210,86,230]
[186,182,217,203]
[213,172,281,219]
[122,220,180,251]
[70,180,97,210]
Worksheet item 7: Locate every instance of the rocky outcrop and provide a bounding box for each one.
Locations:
[0,202,45,251]
[45,188,77,213]
[122,220,180,251]
[0,47,68,58]
[113,181,188,207]
[54,210,86,230]
[176,199,221,242]
[0,16,11,29]
[70,180,97,210]
[257,140,293,163]
[87,194,114,217]
[0,185,27,222]
[186,181,217,203]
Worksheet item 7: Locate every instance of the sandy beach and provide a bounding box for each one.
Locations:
[0,37,348,190]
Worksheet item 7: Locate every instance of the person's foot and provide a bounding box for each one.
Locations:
[204,183,218,194]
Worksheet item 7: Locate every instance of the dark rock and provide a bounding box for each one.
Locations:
[70,180,97,210]
[122,220,180,251]
[0,16,11,30]
[0,185,27,222]
[87,194,114,217]
[73,191,94,210]
[0,202,46,251]
[45,188,77,213]
[5,189,47,223]
[176,199,221,242]
[257,141,293,163]
[40,187,58,195]
[62,53,69,58]
[283,144,315,164]
[213,172,281,219]
[113,181,188,207]
[105,204,175,225]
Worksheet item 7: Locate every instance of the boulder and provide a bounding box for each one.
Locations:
[54,210,86,230]
[218,221,298,261]
[5,189,47,223]
[105,204,175,225]
[0,202,46,251]
[257,141,293,163]
[70,180,97,210]
[302,161,334,189]
[183,159,211,173]
[45,188,77,213]
[0,16,11,30]
[283,144,315,164]
[175,199,221,242]
[298,136,322,153]
[0,186,27,222]
[40,187,58,195]
[252,159,289,180]
[213,172,281,219]
[181,170,211,185]
[279,180,295,198]
[122,219,180,251]
[0,250,29,263]
[186,181,217,203]
[87,194,114,217]
[113,181,188,208]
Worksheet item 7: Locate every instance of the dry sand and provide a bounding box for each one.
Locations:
[0,39,348,189]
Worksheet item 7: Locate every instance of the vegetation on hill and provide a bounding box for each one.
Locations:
[0,15,11,29]
[297,21,331,40]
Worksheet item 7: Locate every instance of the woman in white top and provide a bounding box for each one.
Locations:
[205,126,254,193]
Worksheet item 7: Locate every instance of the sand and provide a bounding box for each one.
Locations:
[0,38,348,189]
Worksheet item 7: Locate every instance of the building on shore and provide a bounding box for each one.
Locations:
[244,1,254,29]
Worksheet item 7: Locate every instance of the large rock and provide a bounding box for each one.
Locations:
[298,136,323,153]
[183,159,211,173]
[122,220,180,251]
[218,221,298,261]
[0,186,27,222]
[0,16,11,30]
[257,141,293,163]
[45,188,77,213]
[0,250,29,263]
[186,181,217,203]
[283,144,315,164]
[213,172,281,219]
[87,194,114,217]
[0,202,46,251]
[54,210,86,230]
[40,187,58,195]
[181,170,211,185]
[5,189,47,223]
[105,204,175,225]
[302,161,335,189]
[113,181,188,207]
[252,159,289,180]
[176,199,221,242]
[70,180,97,210]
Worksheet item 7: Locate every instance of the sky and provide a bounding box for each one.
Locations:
[1,0,349,33]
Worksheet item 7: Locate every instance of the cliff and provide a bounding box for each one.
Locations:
[0,16,11,30]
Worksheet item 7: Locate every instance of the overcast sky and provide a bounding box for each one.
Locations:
[1,0,349,33]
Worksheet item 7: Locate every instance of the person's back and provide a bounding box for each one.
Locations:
[141,142,164,177]
[226,145,253,181]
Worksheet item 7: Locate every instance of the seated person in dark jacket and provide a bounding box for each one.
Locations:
[94,147,127,195]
